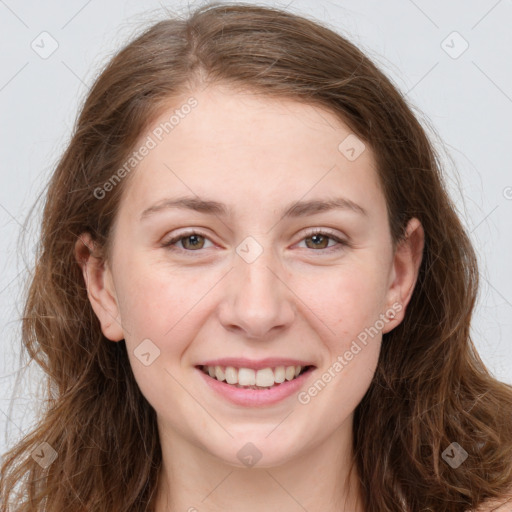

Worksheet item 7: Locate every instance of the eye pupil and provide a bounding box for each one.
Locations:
[168,231,341,253]
[183,234,204,249]
[306,234,328,249]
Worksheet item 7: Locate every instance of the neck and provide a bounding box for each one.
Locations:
[153,416,365,512]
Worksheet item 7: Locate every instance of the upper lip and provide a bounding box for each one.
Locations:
[196,358,315,371]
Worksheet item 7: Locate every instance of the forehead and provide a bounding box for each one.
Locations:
[120,85,384,220]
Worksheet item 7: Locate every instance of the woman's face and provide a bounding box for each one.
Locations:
[80,84,423,468]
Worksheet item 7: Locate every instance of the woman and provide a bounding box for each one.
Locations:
[1,3,511,511]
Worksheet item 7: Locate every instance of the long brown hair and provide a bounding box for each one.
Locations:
[2,3,511,511]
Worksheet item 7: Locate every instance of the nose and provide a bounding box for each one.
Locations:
[217,249,295,339]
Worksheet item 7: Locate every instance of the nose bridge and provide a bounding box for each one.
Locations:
[218,238,295,338]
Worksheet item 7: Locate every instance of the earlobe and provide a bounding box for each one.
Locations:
[382,217,425,333]
[74,233,125,342]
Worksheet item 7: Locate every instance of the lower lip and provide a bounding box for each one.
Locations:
[196,367,315,407]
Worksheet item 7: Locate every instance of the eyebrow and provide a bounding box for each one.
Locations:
[140,195,368,220]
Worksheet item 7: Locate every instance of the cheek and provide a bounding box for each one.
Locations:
[115,267,200,417]
[296,267,384,420]
[117,277,171,338]
[115,258,204,338]
[293,259,389,343]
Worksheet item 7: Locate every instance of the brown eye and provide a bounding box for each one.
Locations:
[181,234,205,250]
[304,233,330,249]
[163,232,213,251]
[297,230,348,254]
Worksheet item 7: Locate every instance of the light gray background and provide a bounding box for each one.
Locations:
[1,0,511,457]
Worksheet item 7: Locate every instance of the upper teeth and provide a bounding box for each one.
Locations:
[203,365,304,387]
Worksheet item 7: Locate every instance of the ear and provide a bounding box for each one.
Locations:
[382,217,425,334]
[74,232,124,342]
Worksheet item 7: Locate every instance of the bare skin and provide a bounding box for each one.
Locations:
[76,84,424,512]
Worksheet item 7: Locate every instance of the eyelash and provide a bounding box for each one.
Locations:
[161,228,348,255]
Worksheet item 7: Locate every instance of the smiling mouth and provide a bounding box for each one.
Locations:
[197,364,314,389]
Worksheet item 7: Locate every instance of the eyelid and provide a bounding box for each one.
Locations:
[162,227,349,254]
[161,229,215,251]
[296,227,348,252]
[299,227,345,241]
